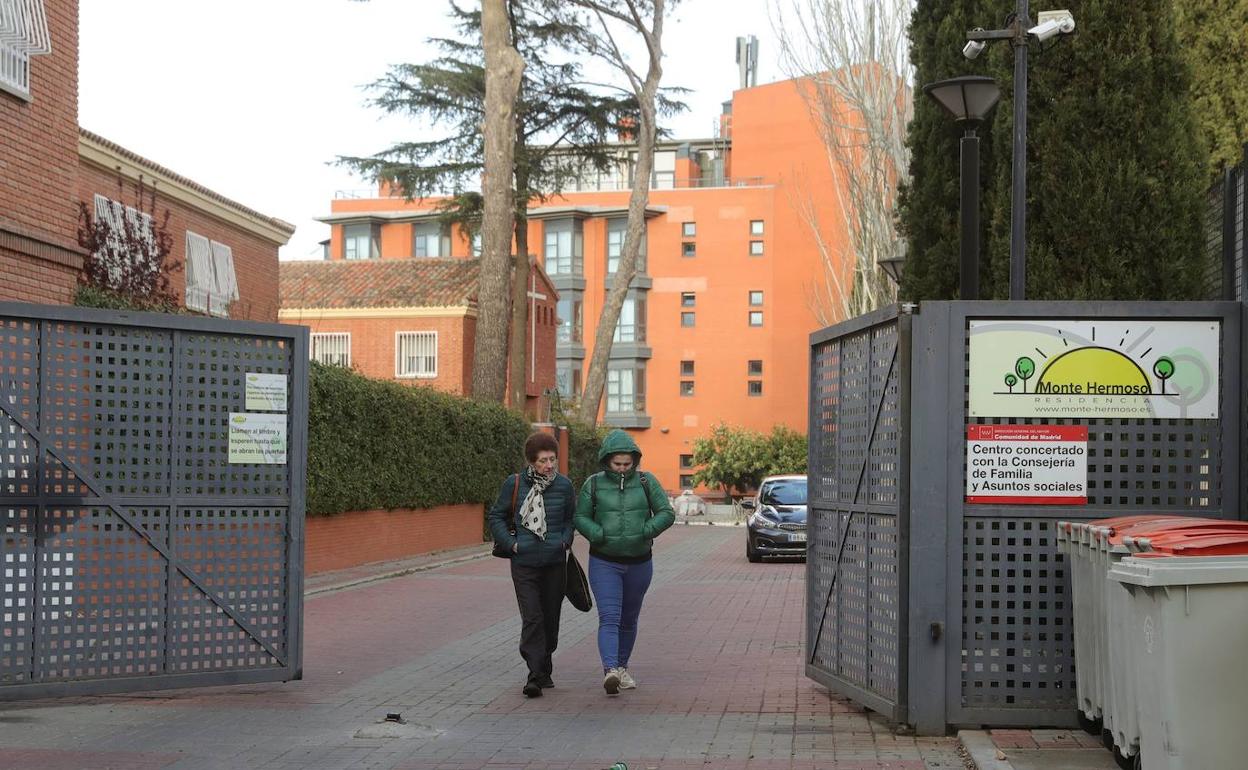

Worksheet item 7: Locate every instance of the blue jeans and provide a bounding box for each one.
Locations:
[588,555,654,671]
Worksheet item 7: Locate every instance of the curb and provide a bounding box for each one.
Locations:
[959,730,1014,770]
[305,547,492,596]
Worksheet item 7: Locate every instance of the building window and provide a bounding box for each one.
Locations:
[185,230,239,317]
[0,3,49,100]
[413,222,450,257]
[749,290,764,306]
[606,219,646,274]
[750,220,765,236]
[680,474,695,489]
[652,150,675,189]
[396,331,437,378]
[91,194,155,285]
[343,222,380,259]
[607,366,645,413]
[682,222,696,238]
[614,292,647,343]
[556,295,583,343]
[311,333,350,367]
[681,242,696,258]
[680,360,695,376]
[749,240,764,256]
[748,359,763,376]
[749,311,764,327]
[680,380,694,397]
[556,361,582,399]
[748,380,763,396]
[680,454,694,469]
[681,291,696,307]
[681,311,696,327]
[544,219,583,276]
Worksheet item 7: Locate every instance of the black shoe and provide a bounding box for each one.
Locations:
[522,680,542,698]
[536,674,554,689]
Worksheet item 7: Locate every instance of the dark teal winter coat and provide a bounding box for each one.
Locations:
[573,430,675,563]
[487,471,576,568]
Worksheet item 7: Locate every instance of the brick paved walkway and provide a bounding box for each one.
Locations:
[0,527,965,770]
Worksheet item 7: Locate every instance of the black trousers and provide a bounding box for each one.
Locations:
[510,560,566,680]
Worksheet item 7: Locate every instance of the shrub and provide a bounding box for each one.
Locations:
[563,418,608,493]
[307,362,530,516]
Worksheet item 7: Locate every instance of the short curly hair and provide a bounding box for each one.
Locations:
[524,431,559,463]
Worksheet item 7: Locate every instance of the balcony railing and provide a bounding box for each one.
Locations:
[333,176,768,200]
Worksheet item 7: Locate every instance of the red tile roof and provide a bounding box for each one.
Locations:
[280,258,481,309]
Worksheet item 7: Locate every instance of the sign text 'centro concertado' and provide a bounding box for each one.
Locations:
[968,319,1219,419]
[966,425,1088,504]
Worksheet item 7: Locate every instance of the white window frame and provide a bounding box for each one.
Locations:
[607,367,645,414]
[395,331,438,379]
[92,194,156,286]
[750,219,765,236]
[0,0,51,100]
[185,230,238,317]
[310,333,351,367]
[749,240,765,256]
[343,223,379,260]
[749,290,764,306]
[413,222,448,258]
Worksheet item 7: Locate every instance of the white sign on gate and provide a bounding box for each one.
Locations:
[966,424,1088,505]
[968,319,1219,419]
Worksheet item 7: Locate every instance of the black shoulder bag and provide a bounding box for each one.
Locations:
[490,474,520,559]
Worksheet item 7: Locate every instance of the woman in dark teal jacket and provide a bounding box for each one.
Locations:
[488,432,577,698]
[573,429,675,695]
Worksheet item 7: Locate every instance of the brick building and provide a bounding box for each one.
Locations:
[313,74,855,493]
[1,0,293,319]
[279,257,559,412]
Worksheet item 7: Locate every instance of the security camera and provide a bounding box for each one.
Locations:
[963,40,986,59]
[1029,13,1075,42]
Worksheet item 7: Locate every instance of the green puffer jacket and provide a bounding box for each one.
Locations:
[573,430,675,563]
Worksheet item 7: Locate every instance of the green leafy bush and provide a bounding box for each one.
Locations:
[690,422,808,500]
[563,418,608,493]
[307,362,530,516]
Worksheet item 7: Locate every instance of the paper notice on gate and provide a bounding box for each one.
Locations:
[229,412,287,464]
[965,424,1087,505]
[245,372,288,412]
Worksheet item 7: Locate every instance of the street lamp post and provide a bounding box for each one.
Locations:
[923,76,1001,301]
[964,4,1076,299]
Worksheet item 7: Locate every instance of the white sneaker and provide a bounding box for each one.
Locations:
[603,667,621,695]
[618,668,636,689]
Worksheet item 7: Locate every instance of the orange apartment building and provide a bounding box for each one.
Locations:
[2,0,293,320]
[305,75,849,494]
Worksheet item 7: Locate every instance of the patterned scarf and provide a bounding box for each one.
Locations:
[518,465,554,539]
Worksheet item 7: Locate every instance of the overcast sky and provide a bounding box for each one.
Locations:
[79,1,785,261]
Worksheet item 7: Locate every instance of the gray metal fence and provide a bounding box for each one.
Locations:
[0,303,308,699]
[807,300,1243,734]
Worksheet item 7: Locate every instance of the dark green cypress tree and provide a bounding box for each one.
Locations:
[983,0,1210,300]
[897,0,1004,301]
[901,0,1211,302]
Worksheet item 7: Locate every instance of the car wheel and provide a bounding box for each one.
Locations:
[746,538,761,563]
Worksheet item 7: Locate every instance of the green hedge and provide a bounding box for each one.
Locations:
[563,418,608,493]
[307,362,531,516]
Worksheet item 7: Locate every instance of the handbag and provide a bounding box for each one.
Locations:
[491,474,521,559]
[564,550,592,612]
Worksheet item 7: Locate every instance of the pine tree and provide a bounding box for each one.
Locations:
[1174,0,1248,174]
[338,1,632,403]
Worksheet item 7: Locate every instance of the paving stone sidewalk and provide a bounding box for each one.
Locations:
[0,527,966,770]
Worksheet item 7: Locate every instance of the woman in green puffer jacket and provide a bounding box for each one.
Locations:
[573,429,675,695]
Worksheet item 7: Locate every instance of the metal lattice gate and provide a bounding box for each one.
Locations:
[807,301,1243,734]
[806,307,908,722]
[0,303,307,699]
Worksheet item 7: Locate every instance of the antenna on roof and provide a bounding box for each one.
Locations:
[735,35,758,89]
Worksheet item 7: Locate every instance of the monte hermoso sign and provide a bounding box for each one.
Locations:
[968,319,1219,419]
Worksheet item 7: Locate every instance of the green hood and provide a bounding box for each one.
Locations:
[597,429,642,468]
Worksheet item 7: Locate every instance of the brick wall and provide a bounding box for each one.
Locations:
[78,161,282,322]
[290,313,474,394]
[0,0,84,304]
[304,503,485,574]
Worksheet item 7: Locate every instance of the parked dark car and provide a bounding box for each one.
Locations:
[743,474,808,562]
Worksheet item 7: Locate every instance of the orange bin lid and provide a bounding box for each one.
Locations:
[1132,532,1248,557]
